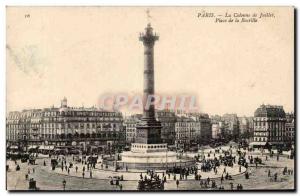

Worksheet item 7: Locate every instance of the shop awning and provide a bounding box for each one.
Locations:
[39,145,55,150]
[28,145,38,149]
[249,142,267,146]
[9,145,18,149]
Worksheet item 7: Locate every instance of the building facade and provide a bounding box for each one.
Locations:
[222,113,239,140]
[175,113,211,149]
[252,104,287,147]
[155,110,177,145]
[123,114,142,144]
[285,112,294,145]
[6,98,124,152]
[212,123,222,139]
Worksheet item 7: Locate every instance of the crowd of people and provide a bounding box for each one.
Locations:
[6,144,295,191]
[138,170,166,190]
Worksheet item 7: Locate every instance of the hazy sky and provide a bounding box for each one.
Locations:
[6,7,294,116]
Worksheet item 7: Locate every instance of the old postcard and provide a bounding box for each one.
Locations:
[6,6,295,191]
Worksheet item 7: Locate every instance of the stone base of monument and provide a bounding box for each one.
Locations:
[118,143,195,170]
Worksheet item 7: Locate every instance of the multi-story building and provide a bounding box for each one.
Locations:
[222,113,239,140]
[175,116,193,149]
[247,117,254,138]
[191,113,212,142]
[252,104,286,147]
[210,115,222,123]
[155,110,177,145]
[238,116,249,135]
[6,98,124,152]
[175,113,211,149]
[123,114,142,144]
[285,112,294,145]
[212,123,222,139]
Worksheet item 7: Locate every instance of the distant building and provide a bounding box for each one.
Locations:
[212,123,221,139]
[238,117,249,135]
[123,114,142,144]
[175,113,211,148]
[175,116,192,148]
[252,104,286,147]
[247,116,254,137]
[210,115,222,123]
[123,110,177,145]
[155,110,177,145]
[285,112,294,145]
[222,113,239,139]
[192,113,212,142]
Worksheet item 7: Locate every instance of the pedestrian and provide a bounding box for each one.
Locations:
[62,179,66,191]
[176,179,179,188]
[68,168,70,175]
[274,173,277,182]
[82,172,85,178]
[33,168,35,173]
[75,166,78,173]
[90,170,92,178]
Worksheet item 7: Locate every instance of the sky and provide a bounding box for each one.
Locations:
[6,7,294,116]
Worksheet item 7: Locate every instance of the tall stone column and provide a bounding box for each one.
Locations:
[135,24,162,144]
[140,24,158,119]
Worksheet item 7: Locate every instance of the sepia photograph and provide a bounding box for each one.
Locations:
[5,6,295,191]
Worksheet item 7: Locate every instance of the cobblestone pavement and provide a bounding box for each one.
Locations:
[6,151,294,191]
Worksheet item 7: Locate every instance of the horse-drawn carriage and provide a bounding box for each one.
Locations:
[138,180,164,191]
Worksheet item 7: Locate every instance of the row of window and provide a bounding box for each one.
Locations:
[7,123,121,129]
[132,144,167,149]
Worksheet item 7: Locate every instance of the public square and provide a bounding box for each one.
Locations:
[6,8,295,192]
[6,146,295,191]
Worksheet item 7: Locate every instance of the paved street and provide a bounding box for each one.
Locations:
[6,149,294,191]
